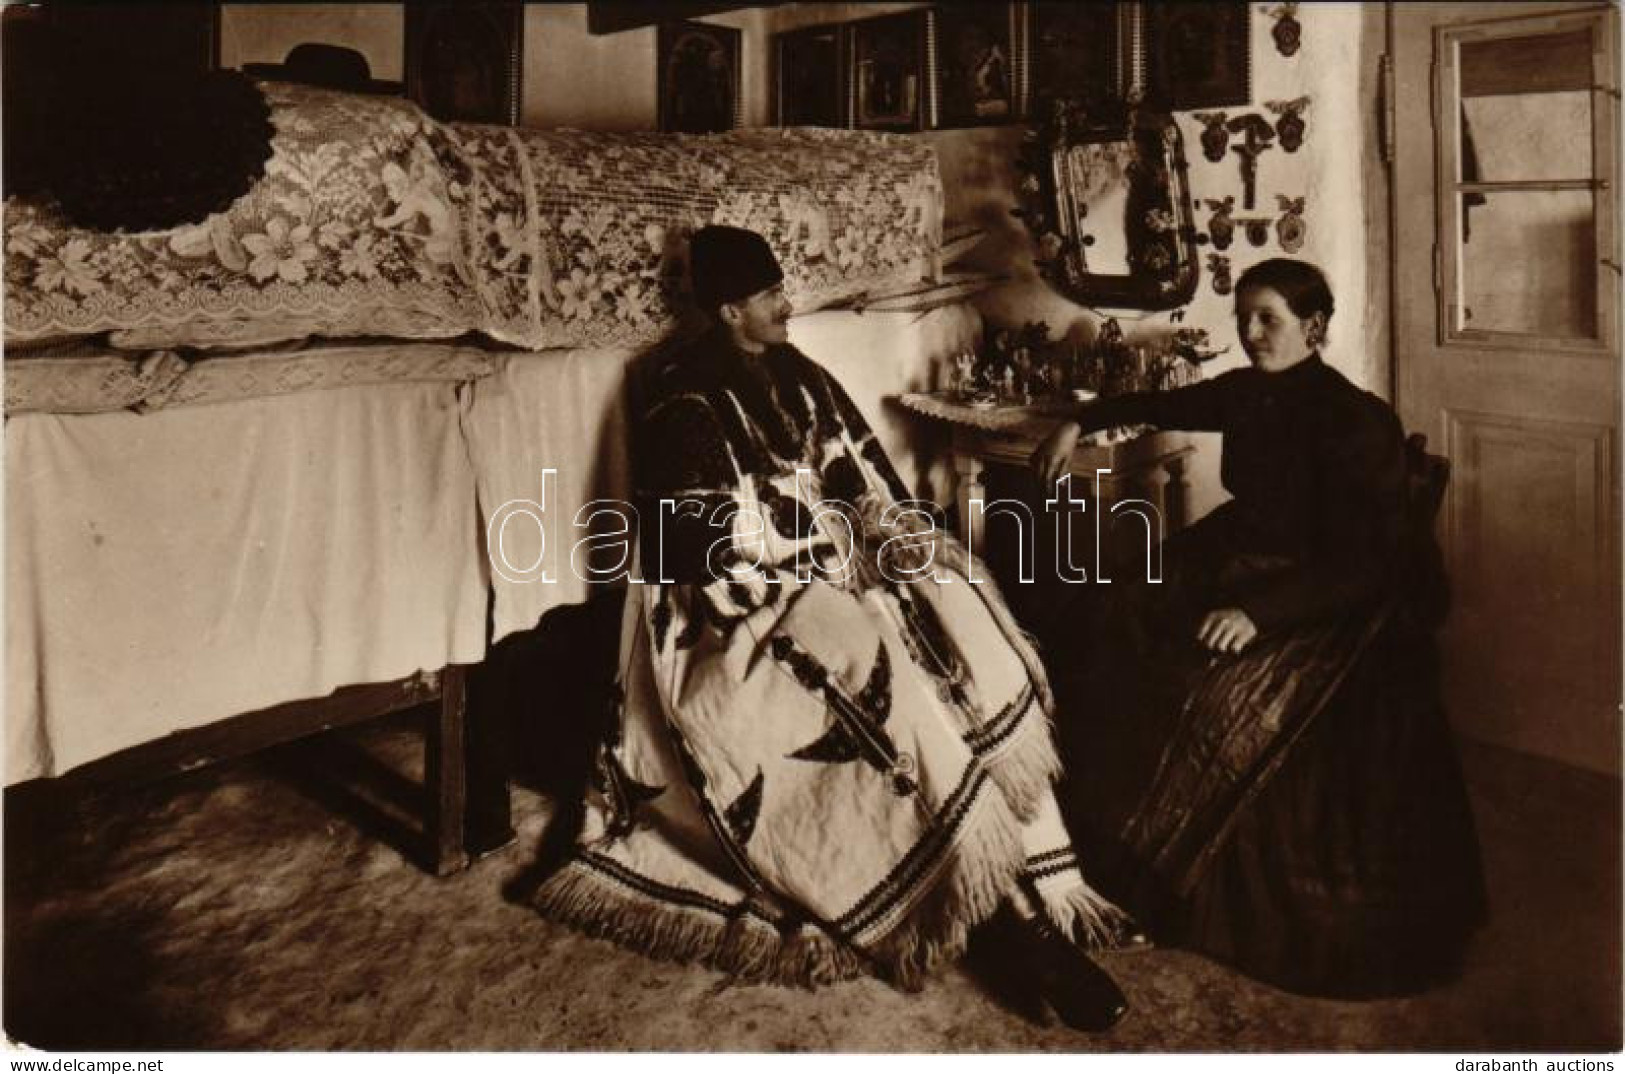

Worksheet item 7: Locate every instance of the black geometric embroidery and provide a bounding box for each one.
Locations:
[596,746,666,839]
[821,455,865,502]
[761,485,817,540]
[788,715,861,764]
[724,768,766,845]
[650,591,673,653]
[674,597,706,650]
[894,588,964,697]
[855,636,893,716]
[784,642,906,790]
[771,634,829,690]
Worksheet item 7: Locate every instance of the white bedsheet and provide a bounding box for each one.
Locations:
[6,381,487,782]
[4,304,980,783]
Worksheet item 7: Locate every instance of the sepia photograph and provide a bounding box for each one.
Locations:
[933,2,1020,128]
[775,22,843,128]
[1,0,1619,1064]
[1143,0,1252,111]
[850,8,927,132]
[658,18,741,134]
[404,1,524,125]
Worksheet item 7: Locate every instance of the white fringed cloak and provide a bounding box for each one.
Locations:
[533,329,1120,987]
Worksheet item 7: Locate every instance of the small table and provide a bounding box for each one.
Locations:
[896,393,1194,554]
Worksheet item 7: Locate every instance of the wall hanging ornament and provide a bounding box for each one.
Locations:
[1266,2,1302,58]
[1264,96,1310,152]
[1208,252,1233,294]
[1192,111,1231,163]
[1226,113,1275,210]
[1205,196,1236,250]
[1241,216,1272,247]
[1275,195,1306,253]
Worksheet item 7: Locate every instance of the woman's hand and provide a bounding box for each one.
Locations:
[1030,421,1083,486]
[1198,607,1259,655]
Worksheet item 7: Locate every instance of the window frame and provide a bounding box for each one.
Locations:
[1433,7,1619,357]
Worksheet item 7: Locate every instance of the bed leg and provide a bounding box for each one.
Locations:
[425,664,471,876]
[465,661,516,857]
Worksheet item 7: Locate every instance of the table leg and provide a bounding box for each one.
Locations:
[954,450,987,555]
[1163,453,1189,533]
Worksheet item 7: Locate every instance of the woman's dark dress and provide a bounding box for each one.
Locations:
[1051,354,1487,997]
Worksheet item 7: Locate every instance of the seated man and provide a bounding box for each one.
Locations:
[531,225,1129,1031]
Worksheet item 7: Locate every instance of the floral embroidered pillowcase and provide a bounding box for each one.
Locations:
[4,85,943,354]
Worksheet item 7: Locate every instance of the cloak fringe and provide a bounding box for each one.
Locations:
[1036,876,1133,952]
[531,858,868,989]
[976,695,1062,823]
[862,778,1029,991]
[535,770,1039,993]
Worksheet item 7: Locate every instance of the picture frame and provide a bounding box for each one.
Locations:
[658,20,742,134]
[1027,1,1124,108]
[775,24,844,128]
[1144,1,1251,111]
[932,2,1022,128]
[849,10,928,132]
[405,2,523,125]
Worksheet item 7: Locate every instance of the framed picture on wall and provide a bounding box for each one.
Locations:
[775,24,844,127]
[1144,1,1250,111]
[850,10,927,132]
[405,2,523,125]
[932,2,1021,127]
[658,20,742,133]
[1027,1,1123,107]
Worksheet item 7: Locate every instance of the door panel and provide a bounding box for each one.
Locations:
[1392,2,1621,774]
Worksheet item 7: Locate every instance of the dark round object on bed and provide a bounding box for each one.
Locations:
[48,68,276,233]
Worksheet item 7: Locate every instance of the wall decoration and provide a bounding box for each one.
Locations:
[1013,99,1202,310]
[659,20,741,133]
[1226,113,1276,209]
[1275,195,1306,253]
[405,2,522,125]
[1241,217,1271,247]
[1207,252,1232,295]
[1192,111,1231,163]
[1265,2,1303,58]
[776,25,844,127]
[933,3,1020,127]
[851,10,928,132]
[1205,196,1236,251]
[1265,96,1310,152]
[1027,1,1122,106]
[1145,2,1250,111]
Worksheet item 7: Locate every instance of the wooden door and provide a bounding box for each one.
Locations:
[1391,3,1621,773]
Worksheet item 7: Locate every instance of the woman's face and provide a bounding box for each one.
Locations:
[1234,285,1323,373]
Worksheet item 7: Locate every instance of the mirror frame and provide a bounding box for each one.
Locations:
[1017,98,1201,310]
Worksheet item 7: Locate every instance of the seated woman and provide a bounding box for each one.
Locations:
[1030,258,1487,998]
[531,226,1131,1031]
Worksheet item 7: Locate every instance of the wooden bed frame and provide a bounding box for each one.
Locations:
[7,664,513,876]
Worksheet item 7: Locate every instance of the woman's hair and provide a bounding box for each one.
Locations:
[1235,258,1335,323]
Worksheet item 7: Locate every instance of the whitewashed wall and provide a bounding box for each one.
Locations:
[936,4,1387,520]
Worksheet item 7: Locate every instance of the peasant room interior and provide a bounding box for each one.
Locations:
[3,0,1620,1054]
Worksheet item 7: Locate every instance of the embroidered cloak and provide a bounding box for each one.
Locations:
[532,328,1120,987]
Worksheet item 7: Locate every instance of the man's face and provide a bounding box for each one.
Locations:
[723,283,792,353]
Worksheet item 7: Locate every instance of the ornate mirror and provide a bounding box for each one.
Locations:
[1017,98,1201,310]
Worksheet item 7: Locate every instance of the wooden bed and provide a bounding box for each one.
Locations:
[3,80,960,875]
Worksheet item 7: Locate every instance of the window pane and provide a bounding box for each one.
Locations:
[1458,29,1594,183]
[1457,190,1598,338]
